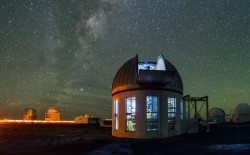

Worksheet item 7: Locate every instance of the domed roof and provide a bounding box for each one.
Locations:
[208,107,226,123]
[232,103,250,123]
[233,103,250,115]
[47,107,59,113]
[209,108,225,117]
[112,55,183,95]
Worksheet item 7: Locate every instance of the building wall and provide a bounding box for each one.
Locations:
[112,88,184,138]
[23,115,37,120]
[74,116,89,124]
[23,109,37,120]
[232,114,250,123]
[45,113,60,121]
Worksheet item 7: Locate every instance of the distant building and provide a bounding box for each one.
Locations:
[111,55,186,138]
[75,114,89,124]
[23,108,37,120]
[232,103,250,123]
[74,114,99,124]
[100,119,112,127]
[45,107,60,121]
[208,108,226,123]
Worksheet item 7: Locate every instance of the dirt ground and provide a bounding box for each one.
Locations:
[1,123,250,155]
[0,124,113,155]
[128,123,250,155]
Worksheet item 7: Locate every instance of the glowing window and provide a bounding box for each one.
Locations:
[114,99,119,130]
[146,96,158,131]
[138,55,167,71]
[125,97,136,131]
[138,62,156,71]
[168,97,176,130]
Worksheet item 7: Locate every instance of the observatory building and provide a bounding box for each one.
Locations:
[232,103,250,123]
[111,54,186,138]
[23,108,37,120]
[208,107,225,123]
[45,107,60,121]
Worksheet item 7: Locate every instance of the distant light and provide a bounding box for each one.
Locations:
[0,119,75,124]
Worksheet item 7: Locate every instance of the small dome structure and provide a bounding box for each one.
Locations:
[232,103,250,123]
[47,107,59,113]
[208,108,225,123]
[23,108,37,120]
[45,107,60,121]
[112,55,186,139]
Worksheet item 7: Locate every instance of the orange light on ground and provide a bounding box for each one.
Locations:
[0,119,75,124]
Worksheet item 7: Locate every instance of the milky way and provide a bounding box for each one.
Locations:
[0,0,250,119]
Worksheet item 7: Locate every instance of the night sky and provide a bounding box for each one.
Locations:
[1,0,250,120]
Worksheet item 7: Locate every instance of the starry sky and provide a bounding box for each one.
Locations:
[0,0,250,120]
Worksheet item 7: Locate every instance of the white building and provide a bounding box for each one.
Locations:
[208,108,226,123]
[45,107,60,121]
[111,55,187,138]
[232,103,250,123]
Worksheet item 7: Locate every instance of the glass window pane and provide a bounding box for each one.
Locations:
[152,113,158,119]
[114,99,118,130]
[146,96,158,131]
[168,97,176,130]
[114,99,118,114]
[126,97,136,131]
